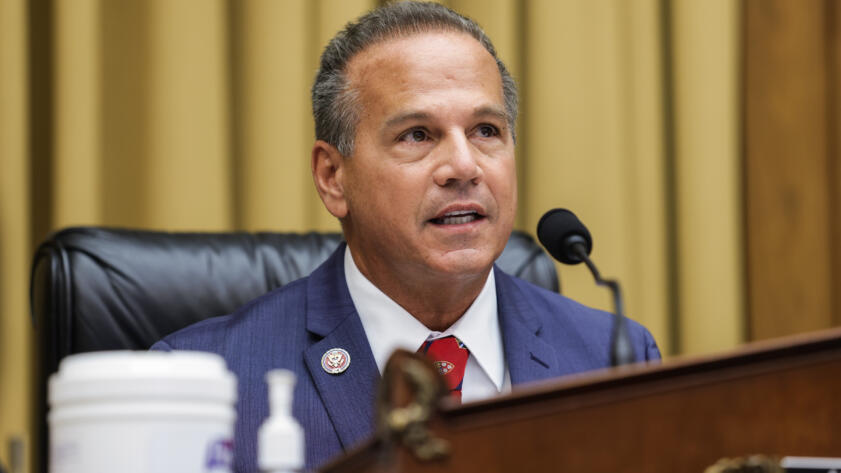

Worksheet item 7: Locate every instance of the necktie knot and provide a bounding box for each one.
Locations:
[418,336,469,401]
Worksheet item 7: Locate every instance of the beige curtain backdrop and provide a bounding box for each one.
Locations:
[0,0,742,470]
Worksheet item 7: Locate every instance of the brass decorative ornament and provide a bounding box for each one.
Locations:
[705,455,783,473]
[376,350,450,462]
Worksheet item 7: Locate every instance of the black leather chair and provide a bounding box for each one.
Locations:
[29,227,558,473]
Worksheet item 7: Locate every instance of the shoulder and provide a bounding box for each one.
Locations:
[498,271,661,362]
[502,272,613,329]
[151,276,310,353]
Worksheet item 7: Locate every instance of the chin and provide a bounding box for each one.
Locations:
[429,249,497,278]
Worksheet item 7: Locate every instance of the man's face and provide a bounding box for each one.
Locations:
[331,31,516,282]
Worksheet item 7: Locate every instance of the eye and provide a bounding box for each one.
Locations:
[399,128,430,143]
[476,124,500,138]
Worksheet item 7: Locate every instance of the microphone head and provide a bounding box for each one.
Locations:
[537,208,593,264]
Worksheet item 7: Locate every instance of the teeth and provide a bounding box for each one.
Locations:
[441,215,476,225]
[443,210,476,217]
[439,213,478,225]
[432,209,482,225]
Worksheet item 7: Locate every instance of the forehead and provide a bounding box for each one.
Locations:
[345,31,505,118]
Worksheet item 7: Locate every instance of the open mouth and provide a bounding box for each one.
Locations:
[430,210,485,225]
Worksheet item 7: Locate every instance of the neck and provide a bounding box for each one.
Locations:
[394,276,488,331]
[348,248,491,332]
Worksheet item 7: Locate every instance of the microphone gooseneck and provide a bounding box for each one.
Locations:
[537,209,635,367]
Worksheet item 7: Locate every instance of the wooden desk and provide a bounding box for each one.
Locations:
[323,328,841,473]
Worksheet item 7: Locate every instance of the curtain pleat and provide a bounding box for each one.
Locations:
[144,0,232,230]
[672,0,743,354]
[0,0,32,470]
[235,0,313,230]
[53,0,102,227]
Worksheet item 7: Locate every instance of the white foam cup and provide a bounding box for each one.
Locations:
[48,351,237,473]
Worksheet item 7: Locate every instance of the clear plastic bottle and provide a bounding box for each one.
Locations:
[258,370,304,473]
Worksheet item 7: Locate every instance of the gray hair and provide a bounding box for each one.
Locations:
[312,1,519,157]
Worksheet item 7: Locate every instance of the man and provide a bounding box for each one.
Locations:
[153,2,660,472]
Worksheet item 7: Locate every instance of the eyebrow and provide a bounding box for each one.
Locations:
[383,106,509,129]
[473,105,509,124]
[384,111,432,129]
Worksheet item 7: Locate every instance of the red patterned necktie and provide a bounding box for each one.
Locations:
[418,336,470,401]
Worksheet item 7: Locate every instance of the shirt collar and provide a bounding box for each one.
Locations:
[344,247,505,391]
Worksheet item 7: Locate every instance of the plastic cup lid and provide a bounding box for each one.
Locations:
[49,350,237,406]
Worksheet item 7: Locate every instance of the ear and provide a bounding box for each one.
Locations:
[311,140,348,218]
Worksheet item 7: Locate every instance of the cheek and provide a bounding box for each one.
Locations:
[508,161,518,208]
[491,159,517,206]
[347,165,424,216]
[507,179,518,213]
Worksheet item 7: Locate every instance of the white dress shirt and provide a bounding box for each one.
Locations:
[344,247,511,403]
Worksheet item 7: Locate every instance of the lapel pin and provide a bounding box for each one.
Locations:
[321,348,350,375]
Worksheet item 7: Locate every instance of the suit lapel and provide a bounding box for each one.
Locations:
[495,267,584,384]
[303,244,380,449]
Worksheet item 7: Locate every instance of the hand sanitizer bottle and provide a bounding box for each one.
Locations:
[259,370,304,473]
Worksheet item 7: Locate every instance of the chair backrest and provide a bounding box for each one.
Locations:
[28,227,558,473]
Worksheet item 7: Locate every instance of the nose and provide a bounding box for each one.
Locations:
[432,134,483,187]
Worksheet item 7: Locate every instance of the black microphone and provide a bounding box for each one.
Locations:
[537,209,635,367]
[536,209,593,264]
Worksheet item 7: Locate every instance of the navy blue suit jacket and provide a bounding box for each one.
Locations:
[152,244,660,472]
